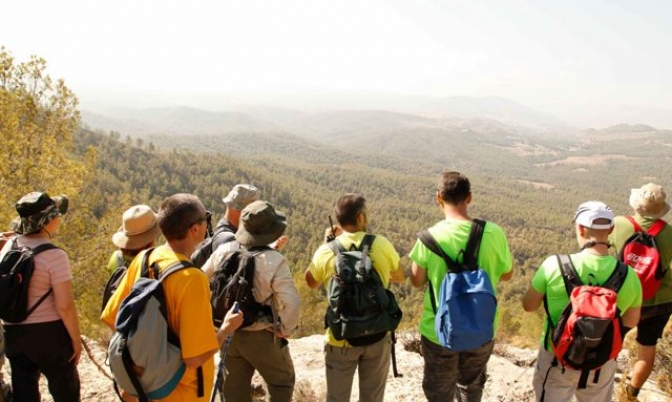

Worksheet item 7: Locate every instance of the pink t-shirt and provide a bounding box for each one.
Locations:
[1,236,73,325]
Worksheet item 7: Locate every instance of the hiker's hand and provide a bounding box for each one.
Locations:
[221,307,244,333]
[266,327,289,338]
[120,389,139,402]
[69,338,82,365]
[273,235,288,250]
[324,226,342,243]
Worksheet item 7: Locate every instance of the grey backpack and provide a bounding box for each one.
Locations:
[107,249,203,402]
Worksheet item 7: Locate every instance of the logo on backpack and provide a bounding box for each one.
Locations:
[619,216,667,299]
[101,251,128,313]
[324,234,403,347]
[417,219,496,352]
[108,249,203,401]
[210,247,272,328]
[548,255,627,374]
[0,237,59,323]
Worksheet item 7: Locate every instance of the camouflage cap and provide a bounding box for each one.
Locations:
[222,184,260,211]
[15,191,68,234]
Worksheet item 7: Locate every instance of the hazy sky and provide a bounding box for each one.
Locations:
[2,0,671,125]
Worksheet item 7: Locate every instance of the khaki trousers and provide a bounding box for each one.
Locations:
[324,335,391,402]
[223,330,295,402]
[532,347,616,402]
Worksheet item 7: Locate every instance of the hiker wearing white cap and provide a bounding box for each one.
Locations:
[1,191,81,401]
[610,183,672,400]
[523,201,642,402]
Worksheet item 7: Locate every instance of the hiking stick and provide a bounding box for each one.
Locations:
[211,302,240,402]
[81,337,115,381]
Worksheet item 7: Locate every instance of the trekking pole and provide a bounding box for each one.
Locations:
[391,332,402,378]
[211,302,240,402]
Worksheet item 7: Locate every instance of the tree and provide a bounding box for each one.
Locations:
[0,47,91,224]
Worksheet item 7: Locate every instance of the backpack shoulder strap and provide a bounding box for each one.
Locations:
[359,234,376,252]
[115,250,126,269]
[30,242,60,255]
[139,248,156,279]
[416,229,460,272]
[557,254,582,296]
[647,219,667,237]
[327,239,344,255]
[625,215,643,232]
[463,219,486,269]
[602,260,629,293]
[158,259,196,282]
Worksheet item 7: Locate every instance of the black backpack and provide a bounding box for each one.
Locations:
[191,230,236,268]
[0,237,60,323]
[324,234,402,346]
[101,251,128,313]
[210,246,272,328]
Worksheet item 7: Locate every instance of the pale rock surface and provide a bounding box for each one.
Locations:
[0,332,668,401]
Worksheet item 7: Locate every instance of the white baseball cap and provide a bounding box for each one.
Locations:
[573,201,614,230]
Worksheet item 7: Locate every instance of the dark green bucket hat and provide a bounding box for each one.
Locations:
[15,191,68,234]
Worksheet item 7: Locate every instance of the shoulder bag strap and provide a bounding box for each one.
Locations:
[25,242,61,318]
[625,215,643,232]
[416,230,460,315]
[647,219,667,237]
[557,254,582,296]
[602,260,629,293]
[463,219,486,269]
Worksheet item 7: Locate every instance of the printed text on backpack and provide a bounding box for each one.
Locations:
[547,254,627,383]
[325,234,402,346]
[619,216,667,299]
[417,219,496,352]
[0,238,59,323]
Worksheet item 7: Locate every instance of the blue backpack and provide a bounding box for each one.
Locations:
[417,219,496,351]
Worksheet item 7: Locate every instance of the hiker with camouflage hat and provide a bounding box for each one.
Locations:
[1,191,82,402]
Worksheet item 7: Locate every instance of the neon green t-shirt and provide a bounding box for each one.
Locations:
[532,252,642,350]
[609,215,672,308]
[308,231,401,347]
[408,219,513,345]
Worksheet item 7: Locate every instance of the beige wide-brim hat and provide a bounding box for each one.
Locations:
[629,183,671,220]
[112,205,162,250]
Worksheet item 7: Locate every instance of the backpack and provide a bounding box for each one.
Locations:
[0,237,59,323]
[101,251,128,313]
[417,219,496,351]
[619,216,667,299]
[108,249,203,402]
[547,254,628,388]
[210,246,272,328]
[191,230,236,268]
[324,234,403,346]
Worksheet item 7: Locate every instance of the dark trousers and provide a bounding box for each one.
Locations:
[4,320,80,402]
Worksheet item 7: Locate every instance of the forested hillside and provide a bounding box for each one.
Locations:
[4,48,672,351]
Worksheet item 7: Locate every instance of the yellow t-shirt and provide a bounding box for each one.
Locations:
[308,231,401,347]
[101,246,219,401]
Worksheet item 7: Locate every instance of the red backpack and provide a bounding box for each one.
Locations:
[619,216,667,299]
[546,255,628,388]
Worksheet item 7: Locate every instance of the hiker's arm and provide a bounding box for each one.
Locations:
[410,262,427,288]
[304,268,321,288]
[500,268,514,281]
[184,350,217,370]
[53,280,82,365]
[522,287,544,312]
[389,263,405,283]
[621,306,641,329]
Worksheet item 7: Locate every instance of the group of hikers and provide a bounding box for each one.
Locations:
[0,172,670,402]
